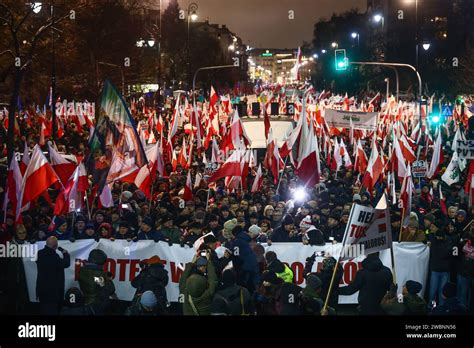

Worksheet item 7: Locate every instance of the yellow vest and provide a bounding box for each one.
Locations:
[276,264,294,283]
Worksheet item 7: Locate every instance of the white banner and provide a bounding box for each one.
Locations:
[324,109,378,131]
[455,140,474,159]
[341,195,392,260]
[23,240,429,305]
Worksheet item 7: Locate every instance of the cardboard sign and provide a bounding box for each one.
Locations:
[456,140,474,159]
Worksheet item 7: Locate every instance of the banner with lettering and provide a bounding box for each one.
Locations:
[324,109,378,130]
[23,240,429,304]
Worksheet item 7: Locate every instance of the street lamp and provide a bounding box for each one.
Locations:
[147,39,155,47]
[31,2,42,13]
[422,42,430,51]
[321,49,327,54]
[331,42,338,48]
[187,2,198,87]
[351,32,360,46]
[313,53,318,58]
[373,14,385,29]
[228,44,235,51]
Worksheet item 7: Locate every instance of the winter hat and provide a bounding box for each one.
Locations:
[88,249,107,266]
[457,209,467,217]
[195,257,208,267]
[64,287,84,306]
[203,233,217,244]
[306,274,322,290]
[405,280,422,295]
[119,221,129,228]
[424,213,435,224]
[75,215,86,223]
[282,214,294,226]
[140,290,158,309]
[299,215,313,229]
[54,217,67,229]
[222,269,236,287]
[85,222,95,230]
[121,191,133,201]
[409,212,419,221]
[442,282,457,299]
[142,216,154,227]
[262,271,283,285]
[223,218,238,233]
[248,225,261,238]
[408,220,419,229]
[307,227,325,246]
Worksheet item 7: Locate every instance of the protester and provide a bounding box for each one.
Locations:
[430,282,468,315]
[36,236,70,315]
[125,290,161,316]
[210,269,254,315]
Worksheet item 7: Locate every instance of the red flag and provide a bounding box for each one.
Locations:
[399,165,414,225]
[296,111,321,187]
[362,141,383,193]
[427,129,443,179]
[20,142,30,175]
[354,139,368,174]
[54,163,89,215]
[251,164,263,193]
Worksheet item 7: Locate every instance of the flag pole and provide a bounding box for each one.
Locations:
[205,187,211,211]
[398,206,405,242]
[275,156,289,193]
[84,189,92,220]
[322,202,354,313]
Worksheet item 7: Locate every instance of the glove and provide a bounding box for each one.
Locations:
[154,238,161,243]
[390,283,398,293]
[306,252,316,263]
[132,237,138,243]
[30,239,36,244]
[167,240,173,247]
[180,241,185,248]
[69,237,76,243]
[95,237,100,242]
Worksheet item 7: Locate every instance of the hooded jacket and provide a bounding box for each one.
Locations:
[338,255,392,315]
[179,261,218,315]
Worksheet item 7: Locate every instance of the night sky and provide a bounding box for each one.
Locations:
[177,0,367,48]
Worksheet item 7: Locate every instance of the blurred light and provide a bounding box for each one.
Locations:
[351,32,358,38]
[31,2,42,13]
[136,39,145,47]
[228,44,235,51]
[313,53,318,58]
[293,187,307,202]
[190,11,198,21]
[331,42,338,48]
[337,61,345,68]
[431,115,440,123]
[373,14,383,23]
[147,39,155,47]
[422,43,430,50]
[309,57,314,61]
[321,49,327,54]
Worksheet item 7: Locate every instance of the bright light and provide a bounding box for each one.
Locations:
[228,44,235,51]
[431,115,440,123]
[31,2,42,13]
[235,50,240,55]
[147,39,155,47]
[422,43,431,50]
[373,14,383,23]
[337,61,345,68]
[321,49,327,54]
[190,11,198,21]
[309,57,314,61]
[313,53,318,58]
[233,37,238,42]
[331,42,338,48]
[351,32,358,38]
[293,187,307,202]
[136,39,145,47]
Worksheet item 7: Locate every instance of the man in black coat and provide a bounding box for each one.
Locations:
[338,252,393,315]
[36,236,71,315]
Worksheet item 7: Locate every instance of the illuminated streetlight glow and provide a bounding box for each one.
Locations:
[351,32,358,38]
[321,49,327,54]
[228,44,235,51]
[373,14,383,22]
[331,42,338,48]
[147,39,155,47]
[422,43,430,50]
[190,11,198,21]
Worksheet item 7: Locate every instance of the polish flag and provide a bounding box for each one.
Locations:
[183,171,193,201]
[251,164,263,193]
[427,129,443,179]
[194,172,202,189]
[362,140,383,193]
[48,143,76,185]
[211,138,220,163]
[134,142,162,198]
[20,142,30,175]
[339,138,352,169]
[99,184,114,208]
[156,114,164,134]
[3,157,22,222]
[279,110,303,159]
[391,130,408,179]
[148,130,156,144]
[54,163,89,215]
[354,139,368,174]
[168,97,181,144]
[178,137,188,169]
[220,110,251,151]
[209,86,219,120]
[208,150,242,182]
[398,135,416,163]
[296,110,321,187]
[17,145,59,221]
[263,129,284,184]
[171,147,178,172]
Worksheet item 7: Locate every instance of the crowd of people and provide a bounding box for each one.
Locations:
[0,87,473,316]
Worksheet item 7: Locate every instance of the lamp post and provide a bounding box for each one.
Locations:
[351,32,360,46]
[51,0,57,141]
[373,14,384,30]
[186,2,198,88]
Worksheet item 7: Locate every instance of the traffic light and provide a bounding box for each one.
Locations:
[428,103,444,124]
[335,49,348,71]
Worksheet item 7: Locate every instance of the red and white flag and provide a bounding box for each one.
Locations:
[362,140,383,193]
[251,164,263,193]
[207,150,242,182]
[17,145,59,221]
[20,142,30,175]
[427,129,443,179]
[48,143,77,186]
[296,109,321,187]
[354,139,368,174]
[54,163,89,215]
[183,171,193,201]
[399,164,415,225]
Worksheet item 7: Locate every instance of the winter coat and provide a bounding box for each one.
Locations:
[400,229,427,242]
[300,286,336,315]
[271,226,301,242]
[428,234,454,272]
[78,262,115,306]
[322,224,345,242]
[179,261,218,315]
[131,263,169,312]
[159,227,182,244]
[52,229,72,241]
[338,256,393,315]
[228,232,259,274]
[36,246,70,302]
[211,284,253,315]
